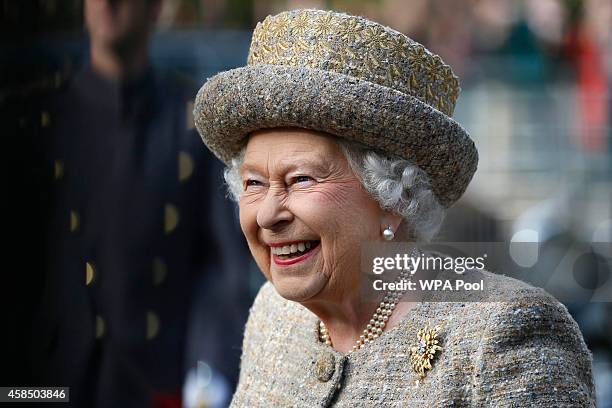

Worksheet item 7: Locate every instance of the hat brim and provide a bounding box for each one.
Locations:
[194,64,477,207]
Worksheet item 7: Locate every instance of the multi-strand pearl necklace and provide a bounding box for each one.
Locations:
[318,258,415,353]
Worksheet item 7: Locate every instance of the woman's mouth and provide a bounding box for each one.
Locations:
[270,241,320,266]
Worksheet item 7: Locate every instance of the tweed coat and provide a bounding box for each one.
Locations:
[230,269,596,407]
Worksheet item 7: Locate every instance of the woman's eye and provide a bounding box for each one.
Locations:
[244,179,262,189]
[293,175,313,184]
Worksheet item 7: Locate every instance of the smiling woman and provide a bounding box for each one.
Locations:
[193,8,596,408]
[236,128,393,305]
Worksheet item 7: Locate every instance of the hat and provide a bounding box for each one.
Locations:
[194,9,478,207]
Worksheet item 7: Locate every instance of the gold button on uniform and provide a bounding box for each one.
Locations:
[178,151,194,182]
[85,262,96,286]
[95,315,105,339]
[54,160,64,180]
[164,204,180,234]
[146,311,160,340]
[70,210,79,232]
[315,352,336,382]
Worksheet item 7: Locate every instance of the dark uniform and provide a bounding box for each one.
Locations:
[28,66,250,407]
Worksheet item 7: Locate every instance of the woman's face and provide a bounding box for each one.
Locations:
[239,128,389,303]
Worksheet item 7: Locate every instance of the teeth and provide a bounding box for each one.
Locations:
[271,241,315,255]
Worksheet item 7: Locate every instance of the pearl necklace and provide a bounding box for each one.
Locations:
[318,263,414,353]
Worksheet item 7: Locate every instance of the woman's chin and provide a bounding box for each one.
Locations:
[270,274,327,303]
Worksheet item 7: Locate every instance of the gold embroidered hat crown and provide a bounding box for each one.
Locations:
[194,9,478,207]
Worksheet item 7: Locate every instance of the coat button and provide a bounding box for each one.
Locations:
[54,160,64,180]
[95,315,105,339]
[164,203,180,234]
[85,262,96,286]
[315,352,335,382]
[70,210,79,233]
[178,151,194,182]
[146,311,160,340]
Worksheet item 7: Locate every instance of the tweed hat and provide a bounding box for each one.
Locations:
[194,9,478,207]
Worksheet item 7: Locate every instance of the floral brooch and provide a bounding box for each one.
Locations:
[409,325,442,382]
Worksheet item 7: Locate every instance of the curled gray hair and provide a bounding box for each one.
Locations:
[223,138,445,241]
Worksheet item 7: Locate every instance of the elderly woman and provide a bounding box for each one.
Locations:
[194,9,596,407]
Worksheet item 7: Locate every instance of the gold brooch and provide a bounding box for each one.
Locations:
[410,325,442,381]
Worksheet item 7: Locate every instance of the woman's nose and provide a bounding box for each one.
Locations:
[256,189,293,230]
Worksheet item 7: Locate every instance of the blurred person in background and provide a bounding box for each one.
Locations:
[25,0,250,406]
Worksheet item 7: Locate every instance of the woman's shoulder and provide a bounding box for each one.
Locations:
[462,270,596,406]
[438,269,590,354]
[472,269,590,354]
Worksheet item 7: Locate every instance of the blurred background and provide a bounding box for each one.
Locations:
[1,0,610,407]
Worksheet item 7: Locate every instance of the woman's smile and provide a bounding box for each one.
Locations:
[270,241,321,266]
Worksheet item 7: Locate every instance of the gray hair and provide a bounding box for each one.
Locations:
[223,138,445,241]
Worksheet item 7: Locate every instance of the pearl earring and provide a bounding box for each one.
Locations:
[383,226,395,241]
